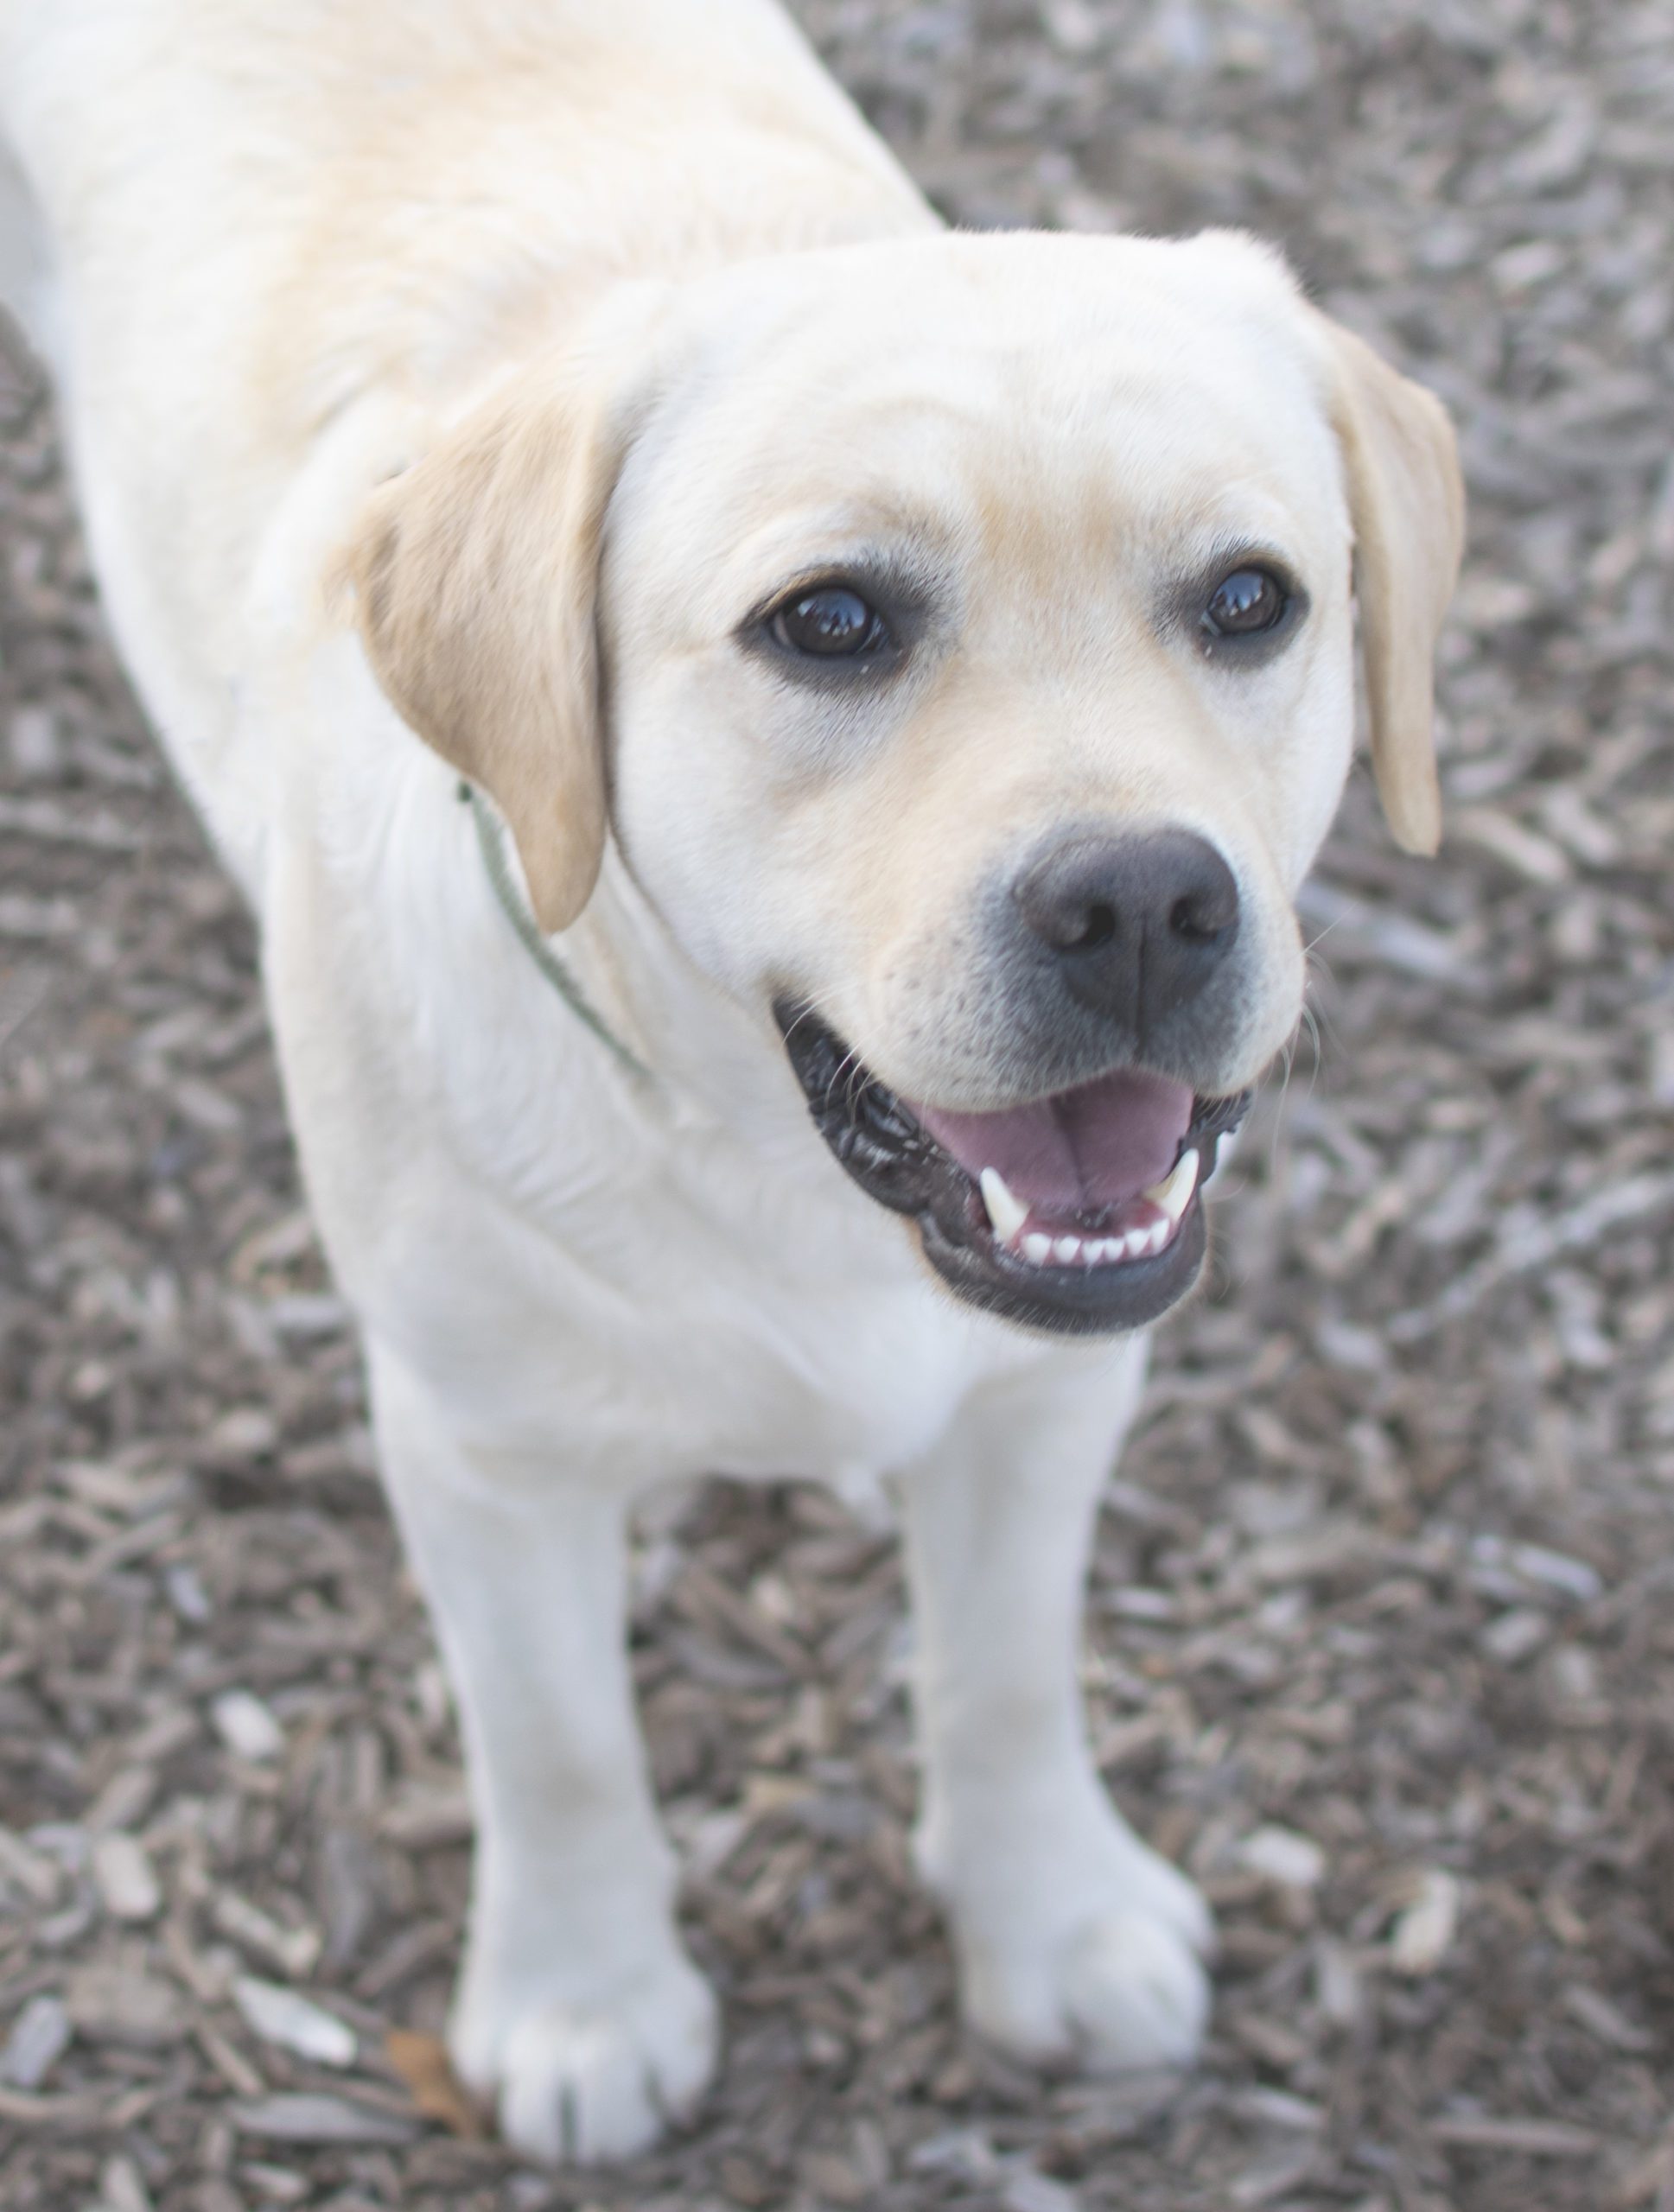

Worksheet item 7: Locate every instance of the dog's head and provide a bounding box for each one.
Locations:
[345,231,1462,1334]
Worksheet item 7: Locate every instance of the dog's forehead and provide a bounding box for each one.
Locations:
[627,230,1346,590]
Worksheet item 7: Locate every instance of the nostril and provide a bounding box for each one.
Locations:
[1168,893,1228,943]
[1070,901,1118,951]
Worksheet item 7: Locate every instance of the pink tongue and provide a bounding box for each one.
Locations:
[911,1066,1193,1217]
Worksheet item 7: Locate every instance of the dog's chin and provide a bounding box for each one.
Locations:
[774,1001,1249,1338]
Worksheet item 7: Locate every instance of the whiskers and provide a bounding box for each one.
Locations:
[1263,949,1334,1176]
[776,988,870,1116]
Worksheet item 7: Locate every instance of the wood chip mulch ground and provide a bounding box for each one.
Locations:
[2,3,1671,2207]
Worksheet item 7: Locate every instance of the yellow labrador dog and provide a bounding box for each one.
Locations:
[0,0,1462,2164]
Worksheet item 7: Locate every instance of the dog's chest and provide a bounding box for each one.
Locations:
[574,1141,1061,1496]
[382,1105,1067,1499]
[658,1268,1015,1498]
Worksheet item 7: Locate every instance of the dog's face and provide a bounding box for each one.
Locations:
[348,232,1462,1334]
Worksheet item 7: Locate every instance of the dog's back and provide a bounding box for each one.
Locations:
[0,0,925,905]
[0,0,918,421]
[0,0,922,678]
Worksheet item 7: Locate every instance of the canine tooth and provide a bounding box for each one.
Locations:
[1053,1236,1081,1264]
[978,1166,1029,1245]
[1141,1147,1200,1224]
[1023,1232,1053,1265]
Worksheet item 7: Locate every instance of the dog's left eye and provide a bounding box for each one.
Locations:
[1200,566,1289,639]
[771,587,890,659]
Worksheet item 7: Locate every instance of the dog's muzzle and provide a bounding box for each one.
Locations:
[776,1001,1248,1336]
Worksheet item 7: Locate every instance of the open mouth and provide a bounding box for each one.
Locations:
[776,1002,1248,1335]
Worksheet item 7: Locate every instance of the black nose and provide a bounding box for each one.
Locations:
[1012,830,1241,1039]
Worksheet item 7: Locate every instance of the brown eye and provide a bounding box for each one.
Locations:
[772,587,888,658]
[1202,567,1289,638]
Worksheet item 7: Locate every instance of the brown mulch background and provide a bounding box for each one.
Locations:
[2,2,1671,2207]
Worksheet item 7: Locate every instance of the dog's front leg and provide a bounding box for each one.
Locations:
[899,1339,1213,2073]
[367,1345,716,2164]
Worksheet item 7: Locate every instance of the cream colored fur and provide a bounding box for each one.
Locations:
[0,0,1461,2164]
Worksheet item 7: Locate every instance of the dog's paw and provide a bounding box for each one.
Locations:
[1041,1902,1209,2069]
[929,1815,1213,2073]
[962,1902,1211,2073]
[452,1949,718,2164]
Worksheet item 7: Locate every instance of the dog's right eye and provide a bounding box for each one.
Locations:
[770,587,891,659]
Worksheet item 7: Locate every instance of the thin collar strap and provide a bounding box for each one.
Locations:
[458,780,655,1085]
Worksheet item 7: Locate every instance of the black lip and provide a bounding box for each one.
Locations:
[774,1001,1249,1337]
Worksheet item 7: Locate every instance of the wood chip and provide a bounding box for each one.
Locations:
[1389,1871,1462,1976]
[210,1689,285,1762]
[1237,1826,1327,1891]
[1429,2113,1601,2158]
[384,2028,489,2140]
[230,2093,420,2146]
[211,1892,322,1980]
[0,1995,72,2088]
[91,1833,162,1923]
[63,1964,187,2048]
[232,1976,357,2068]
[97,2152,154,2212]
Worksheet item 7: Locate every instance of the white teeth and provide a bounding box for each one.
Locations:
[1006,1165,1194,1273]
[979,1166,1030,1246]
[1140,1147,1200,1224]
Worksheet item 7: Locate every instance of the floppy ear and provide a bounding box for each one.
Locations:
[344,349,645,931]
[1311,315,1465,856]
